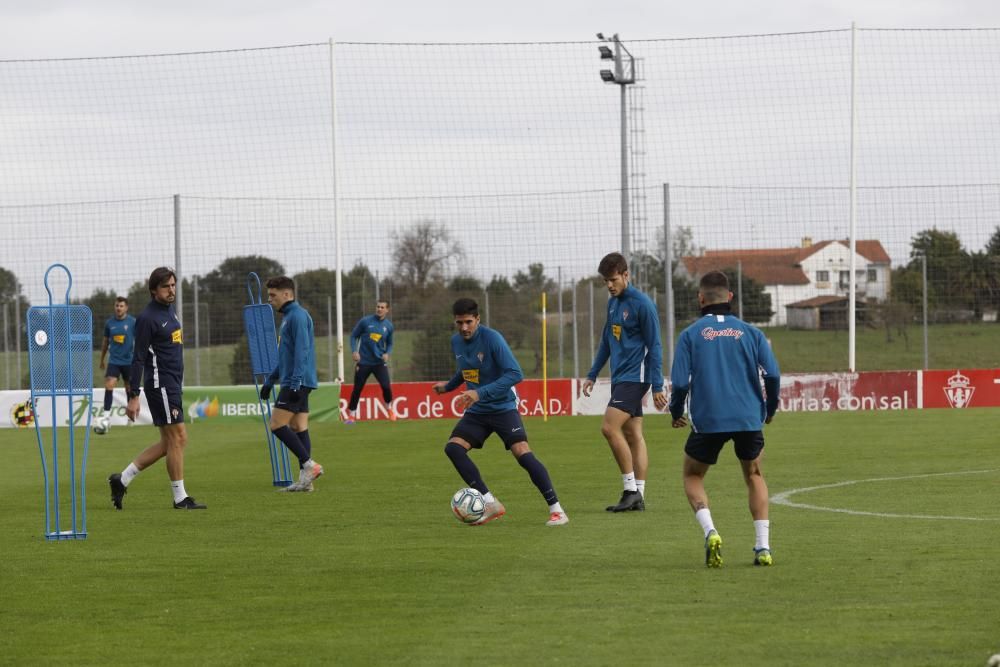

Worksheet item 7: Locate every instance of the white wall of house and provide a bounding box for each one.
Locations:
[762,245,891,327]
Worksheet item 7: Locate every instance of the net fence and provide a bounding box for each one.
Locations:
[1,29,998,387]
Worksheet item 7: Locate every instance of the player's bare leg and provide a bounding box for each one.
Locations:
[602,408,643,512]
[741,456,772,565]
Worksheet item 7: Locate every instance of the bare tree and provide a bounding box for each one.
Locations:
[391,220,464,288]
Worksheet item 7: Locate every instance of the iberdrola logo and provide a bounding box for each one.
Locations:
[188,397,220,421]
[943,371,975,409]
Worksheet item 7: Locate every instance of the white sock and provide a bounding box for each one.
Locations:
[170,480,188,504]
[636,479,646,498]
[754,519,770,550]
[484,491,496,504]
[548,502,564,514]
[695,508,716,537]
[622,472,637,492]
[120,462,140,487]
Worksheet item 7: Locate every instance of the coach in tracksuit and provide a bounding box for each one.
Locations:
[108,266,206,511]
[346,300,395,421]
[669,269,780,568]
[581,252,667,513]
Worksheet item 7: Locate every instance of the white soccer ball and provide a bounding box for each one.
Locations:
[92,421,108,435]
[986,654,1000,667]
[451,487,486,524]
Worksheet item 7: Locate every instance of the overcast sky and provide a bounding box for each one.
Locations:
[2,0,1000,58]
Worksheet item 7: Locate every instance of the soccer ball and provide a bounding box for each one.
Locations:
[986,654,1000,667]
[92,420,108,435]
[451,487,486,524]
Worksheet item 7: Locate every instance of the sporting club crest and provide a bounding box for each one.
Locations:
[943,371,975,409]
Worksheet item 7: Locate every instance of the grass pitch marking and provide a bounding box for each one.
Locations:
[771,469,1000,521]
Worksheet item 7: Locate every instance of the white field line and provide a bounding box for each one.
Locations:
[771,469,1000,521]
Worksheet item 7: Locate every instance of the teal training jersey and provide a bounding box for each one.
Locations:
[104,315,136,366]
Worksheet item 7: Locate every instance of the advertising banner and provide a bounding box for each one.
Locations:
[4,369,1000,428]
[922,369,1000,409]
[339,379,573,421]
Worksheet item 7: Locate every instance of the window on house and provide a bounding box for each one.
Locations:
[867,269,877,282]
[816,270,829,282]
[839,270,850,286]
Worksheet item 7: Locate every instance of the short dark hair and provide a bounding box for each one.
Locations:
[699,270,731,304]
[265,276,295,293]
[115,296,128,305]
[598,252,628,278]
[376,300,390,308]
[148,267,177,294]
[452,298,479,317]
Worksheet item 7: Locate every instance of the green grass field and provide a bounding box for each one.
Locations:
[2,410,999,666]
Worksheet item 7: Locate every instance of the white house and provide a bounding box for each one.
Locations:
[679,238,892,327]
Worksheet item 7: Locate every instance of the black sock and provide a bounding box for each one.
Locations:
[517,452,558,506]
[103,389,113,412]
[297,429,312,464]
[272,426,309,466]
[444,442,489,495]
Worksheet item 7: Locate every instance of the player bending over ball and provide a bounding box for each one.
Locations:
[433,298,568,526]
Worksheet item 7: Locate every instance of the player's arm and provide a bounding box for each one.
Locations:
[99,336,110,368]
[668,332,692,423]
[639,299,665,395]
[757,330,781,422]
[474,336,523,404]
[384,325,393,359]
[288,313,309,390]
[435,371,464,394]
[586,320,612,381]
[127,317,152,393]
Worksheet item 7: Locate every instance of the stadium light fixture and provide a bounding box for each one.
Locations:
[595,32,638,263]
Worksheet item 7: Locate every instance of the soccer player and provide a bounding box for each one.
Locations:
[259,276,324,492]
[433,298,568,526]
[108,267,206,510]
[581,252,667,512]
[668,270,780,568]
[96,296,135,433]
[345,300,395,423]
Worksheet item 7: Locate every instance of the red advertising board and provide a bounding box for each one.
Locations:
[922,369,1000,409]
[779,371,919,412]
[338,379,573,421]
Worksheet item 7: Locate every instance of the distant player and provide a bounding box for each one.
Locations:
[581,252,667,512]
[346,300,395,423]
[260,276,324,492]
[96,296,135,433]
[669,270,780,568]
[433,298,568,526]
[108,267,206,510]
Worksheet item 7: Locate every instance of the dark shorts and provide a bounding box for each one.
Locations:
[685,431,765,465]
[608,382,650,418]
[105,363,129,381]
[274,386,312,414]
[146,384,184,427]
[450,410,527,450]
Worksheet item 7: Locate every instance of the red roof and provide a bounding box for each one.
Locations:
[681,239,890,286]
[786,295,849,308]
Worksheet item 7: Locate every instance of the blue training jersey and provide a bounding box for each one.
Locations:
[444,325,522,414]
[129,301,183,390]
[268,300,318,390]
[350,314,394,366]
[587,284,664,392]
[104,314,136,366]
[668,310,781,433]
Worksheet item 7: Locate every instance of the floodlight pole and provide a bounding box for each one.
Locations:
[599,33,636,265]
